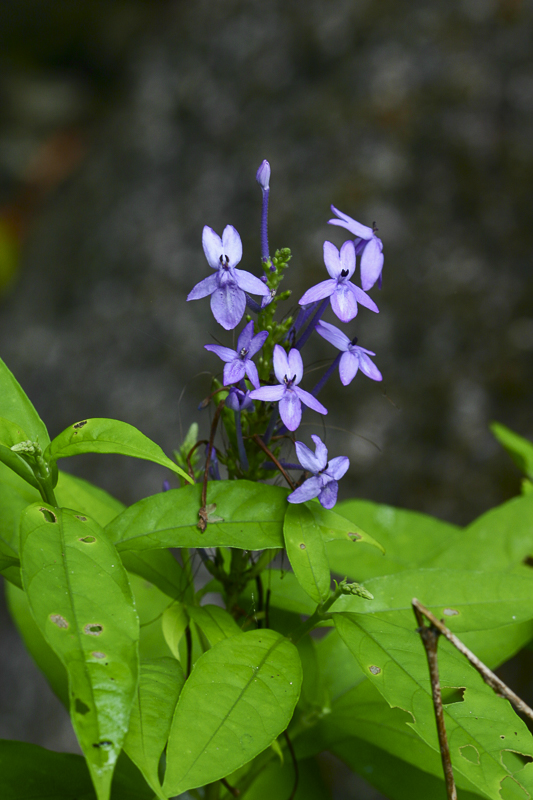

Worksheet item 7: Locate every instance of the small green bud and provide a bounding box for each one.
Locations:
[338,578,374,601]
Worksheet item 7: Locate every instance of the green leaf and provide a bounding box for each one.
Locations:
[491,422,533,480]
[186,603,241,646]
[334,613,533,800]
[55,470,125,527]
[120,548,186,601]
[20,505,139,800]
[0,740,155,800]
[429,494,533,573]
[106,481,289,551]
[326,499,462,581]
[329,568,533,667]
[0,356,50,446]
[239,569,316,617]
[163,629,302,795]
[0,553,21,589]
[243,755,330,800]
[161,601,189,660]
[284,504,330,604]
[124,658,185,800]
[45,418,192,484]
[308,501,385,552]
[0,416,43,489]
[127,573,173,661]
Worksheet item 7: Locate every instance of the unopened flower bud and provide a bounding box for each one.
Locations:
[256,160,271,191]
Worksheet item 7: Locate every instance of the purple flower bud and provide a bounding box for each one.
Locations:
[225,387,254,412]
[162,479,171,492]
[256,160,271,191]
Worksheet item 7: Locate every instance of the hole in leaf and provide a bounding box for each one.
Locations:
[369,665,381,675]
[500,775,529,800]
[299,543,306,550]
[459,745,480,765]
[92,651,106,659]
[73,420,88,429]
[442,687,465,705]
[443,608,459,617]
[501,750,533,774]
[348,532,362,541]
[522,556,533,568]
[50,614,68,629]
[39,507,57,523]
[93,741,113,749]
[75,698,90,715]
[84,624,103,636]
[75,516,88,522]
[79,536,96,543]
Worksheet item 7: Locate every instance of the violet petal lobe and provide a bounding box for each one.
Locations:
[358,352,383,381]
[234,268,271,296]
[221,225,243,266]
[315,320,350,352]
[210,284,246,330]
[351,284,379,313]
[339,351,359,385]
[224,360,247,386]
[273,344,290,383]
[204,344,236,363]
[248,329,269,357]
[244,360,260,390]
[279,390,302,431]
[318,480,338,509]
[360,237,384,291]
[328,206,374,239]
[287,475,323,504]
[288,349,304,384]
[294,386,327,416]
[330,282,359,323]
[310,434,329,469]
[202,226,224,269]
[323,241,342,279]
[339,240,356,279]
[298,279,336,306]
[326,456,350,481]
[294,440,322,473]
[249,385,285,402]
[187,273,220,301]
[237,320,255,351]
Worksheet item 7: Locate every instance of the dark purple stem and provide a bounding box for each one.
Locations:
[260,187,270,262]
[285,301,319,346]
[294,298,330,351]
[234,410,249,472]
[311,353,342,397]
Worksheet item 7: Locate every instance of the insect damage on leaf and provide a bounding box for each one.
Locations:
[50,614,69,628]
[84,623,103,636]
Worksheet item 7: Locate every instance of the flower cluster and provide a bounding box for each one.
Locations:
[187,161,384,508]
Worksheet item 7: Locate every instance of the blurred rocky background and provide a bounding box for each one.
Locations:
[1,0,533,794]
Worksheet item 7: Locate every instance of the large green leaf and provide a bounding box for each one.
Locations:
[284,503,330,604]
[308,501,385,552]
[491,422,533,480]
[0,356,50,446]
[163,629,302,795]
[0,740,155,800]
[329,568,533,667]
[429,494,533,572]
[55,471,125,527]
[124,658,185,800]
[106,481,290,551]
[45,418,192,484]
[326,499,462,581]
[242,755,330,800]
[20,505,139,800]
[334,613,533,800]
[127,573,173,662]
[120,549,186,601]
[239,569,316,617]
[186,603,241,646]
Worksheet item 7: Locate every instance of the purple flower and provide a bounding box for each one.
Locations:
[249,345,327,432]
[298,241,379,323]
[316,320,382,385]
[287,435,349,509]
[328,206,384,291]
[256,160,271,191]
[225,387,254,412]
[187,225,270,330]
[205,320,268,389]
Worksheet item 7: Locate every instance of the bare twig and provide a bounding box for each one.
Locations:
[251,434,296,490]
[186,439,209,479]
[283,730,299,800]
[412,598,533,723]
[413,602,457,800]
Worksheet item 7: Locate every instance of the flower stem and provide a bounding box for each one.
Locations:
[234,410,249,472]
[294,298,329,351]
[310,353,342,397]
[260,187,270,262]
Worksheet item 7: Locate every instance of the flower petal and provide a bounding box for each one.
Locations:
[351,284,379,313]
[248,385,285,402]
[310,435,328,471]
[358,352,383,381]
[221,225,243,267]
[294,440,322,473]
[288,348,304,384]
[237,320,255,352]
[287,475,323,504]
[323,241,342,279]
[202,226,223,269]
[224,360,247,385]
[328,206,373,239]
[315,320,350,352]
[204,344,237,363]
[210,284,246,330]
[330,283,359,322]
[234,269,270,296]
[273,344,290,383]
[339,351,359,385]
[248,329,269,357]
[298,279,335,306]
[244,360,260,390]
[294,387,327,416]
[360,237,384,291]
[325,456,350,481]
[279,390,302,431]
[339,240,356,279]
[318,479,338,509]
[187,273,219,301]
